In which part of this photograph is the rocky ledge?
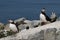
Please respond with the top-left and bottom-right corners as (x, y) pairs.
(0, 21), (60, 40)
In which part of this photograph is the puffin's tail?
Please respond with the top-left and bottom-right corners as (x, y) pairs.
(50, 12), (57, 23)
(50, 17), (57, 23)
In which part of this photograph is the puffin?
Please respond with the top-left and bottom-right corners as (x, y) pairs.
(8, 20), (19, 32)
(50, 12), (57, 22)
(40, 8), (51, 25)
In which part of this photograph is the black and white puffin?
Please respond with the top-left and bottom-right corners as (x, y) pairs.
(40, 8), (51, 25)
(50, 12), (57, 22)
(8, 20), (19, 32)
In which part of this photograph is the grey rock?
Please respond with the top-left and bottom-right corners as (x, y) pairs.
(57, 17), (60, 21)
(4, 24), (10, 31)
(0, 21), (60, 40)
(14, 17), (26, 23)
(0, 23), (4, 30)
(56, 31), (60, 40)
(44, 28), (57, 40)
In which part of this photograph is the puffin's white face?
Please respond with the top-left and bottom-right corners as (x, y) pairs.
(8, 20), (13, 23)
(41, 9), (45, 12)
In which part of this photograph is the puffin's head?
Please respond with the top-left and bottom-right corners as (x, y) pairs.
(41, 8), (45, 12)
(8, 20), (14, 23)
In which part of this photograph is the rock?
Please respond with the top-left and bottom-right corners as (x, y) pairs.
(56, 31), (60, 40)
(0, 21), (60, 40)
(32, 20), (41, 27)
(0, 23), (4, 30)
(14, 17), (26, 23)
(0, 23), (4, 26)
(18, 24), (26, 31)
(57, 17), (60, 21)
(24, 20), (33, 28)
(44, 28), (57, 40)
(4, 24), (10, 31)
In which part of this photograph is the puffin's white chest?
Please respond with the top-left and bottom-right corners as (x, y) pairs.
(40, 13), (47, 22)
(9, 23), (18, 32)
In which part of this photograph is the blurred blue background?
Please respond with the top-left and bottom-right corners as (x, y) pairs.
(0, 0), (60, 23)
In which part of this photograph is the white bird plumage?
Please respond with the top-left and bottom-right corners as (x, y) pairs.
(9, 23), (18, 32)
(40, 13), (47, 22)
(8, 20), (18, 32)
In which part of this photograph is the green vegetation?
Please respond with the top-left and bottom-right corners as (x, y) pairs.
(0, 24), (17, 38)
(0, 30), (17, 38)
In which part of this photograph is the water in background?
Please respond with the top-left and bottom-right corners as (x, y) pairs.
(0, 0), (60, 23)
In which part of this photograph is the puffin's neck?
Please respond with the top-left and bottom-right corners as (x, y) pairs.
(41, 12), (46, 15)
(41, 11), (45, 14)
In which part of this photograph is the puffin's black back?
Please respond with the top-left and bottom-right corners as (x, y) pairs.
(41, 12), (51, 22)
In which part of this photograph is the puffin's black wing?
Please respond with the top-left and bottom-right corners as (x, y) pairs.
(42, 12), (51, 21)
(15, 22), (20, 32)
(45, 14), (51, 21)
